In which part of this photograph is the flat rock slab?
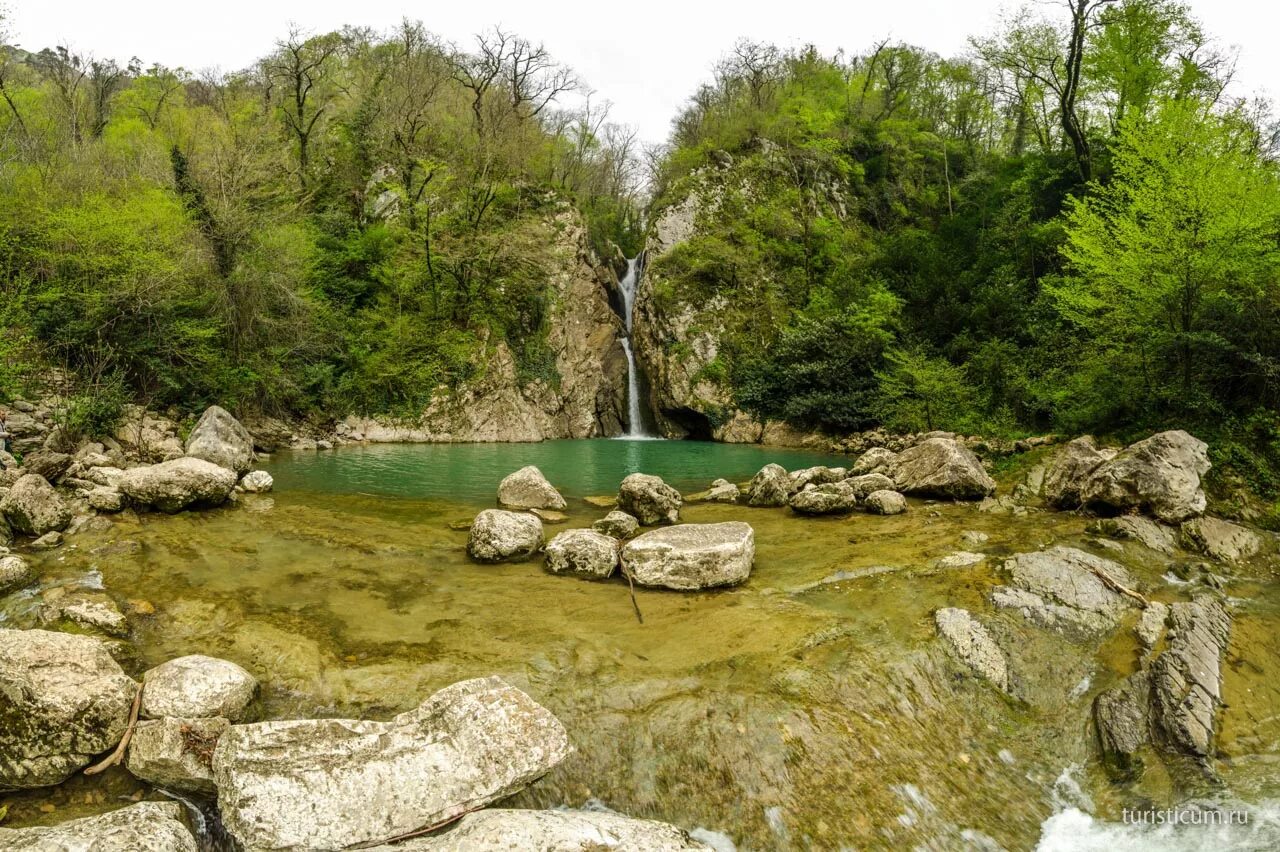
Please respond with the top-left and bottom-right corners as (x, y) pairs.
(211, 676), (571, 851)
(1152, 598), (1231, 757)
(935, 607), (1010, 693)
(1180, 516), (1262, 563)
(621, 522), (755, 590)
(0, 801), (197, 851)
(991, 546), (1139, 635)
(365, 808), (713, 851)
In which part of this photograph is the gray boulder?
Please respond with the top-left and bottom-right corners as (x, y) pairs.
(184, 405), (256, 475)
(240, 470), (274, 493)
(1, 474), (71, 535)
(211, 676), (572, 851)
(87, 485), (125, 512)
(845, 472), (896, 501)
(617, 473), (682, 525)
(497, 465), (566, 510)
(544, 529), (619, 579)
(1090, 516), (1177, 555)
(694, 478), (740, 503)
(789, 481), (858, 515)
(0, 801), (197, 851)
(593, 510), (640, 540)
(1151, 598), (1230, 757)
(39, 591), (128, 636)
(1042, 436), (1111, 508)
(851, 447), (897, 476)
(788, 465), (847, 493)
(935, 608), (1010, 693)
(467, 509), (544, 562)
(1179, 516), (1262, 563)
(1093, 671), (1153, 781)
(117, 457), (237, 513)
(0, 554), (32, 594)
(19, 451), (71, 483)
(364, 808), (713, 851)
(1080, 430), (1209, 523)
(0, 629), (137, 789)
(126, 716), (229, 794)
(864, 489), (907, 515)
(141, 654), (258, 721)
(991, 546), (1139, 635)
(746, 463), (791, 507)
(621, 522), (754, 590)
(889, 437), (995, 499)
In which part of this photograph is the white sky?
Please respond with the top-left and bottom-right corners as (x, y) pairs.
(6, 0), (1278, 145)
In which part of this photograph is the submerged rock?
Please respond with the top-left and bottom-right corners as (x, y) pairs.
(184, 405), (256, 475)
(117, 457), (237, 513)
(991, 546), (1139, 635)
(240, 470), (274, 493)
(126, 716), (229, 794)
(621, 522), (755, 590)
(0, 801), (197, 851)
(889, 438), (995, 500)
(593, 510), (640, 540)
(365, 808), (713, 851)
(544, 528), (619, 579)
(466, 509), (544, 562)
(1179, 516), (1262, 563)
(1042, 436), (1111, 508)
(141, 654), (258, 721)
(746, 463), (791, 507)
(0, 474), (71, 536)
(0, 629), (137, 789)
(0, 554), (33, 594)
(1151, 598), (1231, 757)
(933, 552), (986, 570)
(789, 481), (858, 515)
(498, 465), (567, 511)
(934, 607), (1010, 693)
(864, 489), (907, 515)
(211, 676), (572, 851)
(39, 591), (129, 636)
(1093, 670), (1153, 781)
(617, 473), (682, 525)
(1080, 430), (1209, 523)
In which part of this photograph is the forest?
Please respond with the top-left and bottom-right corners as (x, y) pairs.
(0, 0), (1278, 501)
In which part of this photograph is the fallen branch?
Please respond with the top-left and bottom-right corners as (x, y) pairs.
(1089, 566), (1149, 608)
(622, 566), (644, 625)
(85, 681), (143, 776)
(348, 806), (481, 848)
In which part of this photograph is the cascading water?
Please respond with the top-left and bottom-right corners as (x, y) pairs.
(618, 257), (656, 439)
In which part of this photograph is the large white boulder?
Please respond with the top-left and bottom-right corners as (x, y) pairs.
(544, 528), (619, 579)
(617, 473), (682, 525)
(497, 465), (567, 510)
(141, 654), (258, 721)
(117, 457), (237, 513)
(889, 437), (995, 500)
(0, 474), (71, 536)
(1079, 430), (1209, 523)
(467, 509), (544, 562)
(211, 676), (572, 851)
(0, 802), (197, 851)
(621, 522), (755, 590)
(184, 405), (256, 475)
(240, 470), (274, 493)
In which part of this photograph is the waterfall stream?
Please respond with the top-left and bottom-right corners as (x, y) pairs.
(618, 257), (656, 438)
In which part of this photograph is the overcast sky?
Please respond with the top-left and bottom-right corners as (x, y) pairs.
(6, 0), (1278, 145)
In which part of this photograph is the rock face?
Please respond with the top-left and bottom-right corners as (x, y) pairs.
(934, 608), (1010, 693)
(617, 473), (682, 525)
(184, 405), (256, 475)
(367, 808), (713, 851)
(864, 490), (907, 515)
(0, 629), (137, 789)
(126, 716), (230, 794)
(141, 655), (258, 721)
(467, 510), (544, 563)
(1042, 436), (1112, 508)
(211, 676), (572, 851)
(1179, 516), (1262, 563)
(87, 485), (125, 512)
(991, 547), (1139, 635)
(889, 438), (995, 500)
(240, 470), (274, 493)
(0, 554), (32, 594)
(621, 522), (755, 590)
(789, 481), (858, 515)
(1079, 430), (1209, 523)
(0, 474), (71, 535)
(593, 510), (640, 540)
(746, 463), (791, 507)
(544, 529), (619, 579)
(497, 465), (567, 510)
(0, 801), (197, 851)
(1151, 598), (1231, 757)
(117, 457), (237, 513)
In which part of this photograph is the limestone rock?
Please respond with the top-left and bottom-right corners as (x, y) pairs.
(788, 465), (847, 493)
(211, 676), (572, 851)
(746, 463), (791, 507)
(0, 801), (197, 851)
(0, 554), (32, 594)
(30, 530), (62, 549)
(1179, 516), (1262, 563)
(889, 438), (995, 500)
(935, 608), (1010, 693)
(19, 450), (71, 483)
(39, 591), (128, 636)
(1090, 516), (1177, 555)
(617, 473), (682, 525)
(991, 547), (1139, 635)
(621, 522), (754, 590)
(141, 655), (258, 721)
(1080, 430), (1209, 523)
(864, 490), (907, 515)
(1, 474), (71, 535)
(365, 808), (712, 851)
(851, 447), (897, 476)
(117, 457), (237, 513)
(845, 472), (896, 501)
(240, 470), (274, 493)
(1151, 598), (1231, 757)
(702, 478), (740, 503)
(593, 510), (640, 540)
(126, 716), (230, 794)
(1093, 671), (1152, 781)
(184, 405), (256, 475)
(467, 509), (544, 562)
(1042, 436), (1110, 508)
(1135, 601), (1169, 649)
(933, 551), (986, 570)
(0, 629), (137, 789)
(498, 465), (567, 510)
(87, 486), (125, 512)
(544, 529), (619, 579)
(789, 481), (858, 515)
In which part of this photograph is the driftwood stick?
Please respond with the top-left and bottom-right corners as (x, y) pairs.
(1089, 565), (1149, 608)
(348, 806), (480, 848)
(623, 566), (645, 625)
(85, 681), (143, 776)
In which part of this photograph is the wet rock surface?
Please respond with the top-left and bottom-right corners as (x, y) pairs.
(991, 546), (1139, 635)
(545, 528), (620, 579)
(934, 607), (1010, 693)
(1151, 598), (1231, 757)
(1179, 516), (1263, 563)
(366, 808), (713, 851)
(117, 457), (237, 513)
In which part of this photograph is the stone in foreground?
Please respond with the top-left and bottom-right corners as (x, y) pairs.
(117, 457), (238, 513)
(935, 608), (1010, 693)
(364, 808), (713, 851)
(0, 801), (197, 851)
(0, 554), (32, 594)
(889, 437), (995, 500)
(544, 528), (619, 579)
(593, 510), (640, 539)
(746, 463), (791, 507)
(1093, 670), (1152, 781)
(126, 716), (230, 794)
(0, 474), (71, 536)
(141, 654), (258, 721)
(184, 405), (257, 475)
(0, 629), (137, 790)
(467, 509), (544, 562)
(1079, 430), (1209, 523)
(617, 472), (682, 525)
(498, 465), (567, 510)
(211, 676), (572, 851)
(1151, 598), (1230, 757)
(864, 489), (907, 515)
(621, 522), (755, 590)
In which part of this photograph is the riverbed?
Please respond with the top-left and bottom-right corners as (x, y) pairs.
(2, 439), (1278, 849)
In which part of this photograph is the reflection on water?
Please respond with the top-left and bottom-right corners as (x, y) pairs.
(2, 444), (1277, 850)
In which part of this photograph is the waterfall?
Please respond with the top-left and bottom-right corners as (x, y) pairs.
(618, 257), (655, 439)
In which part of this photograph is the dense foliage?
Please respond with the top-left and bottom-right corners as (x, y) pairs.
(645, 0), (1280, 498)
(0, 21), (643, 417)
